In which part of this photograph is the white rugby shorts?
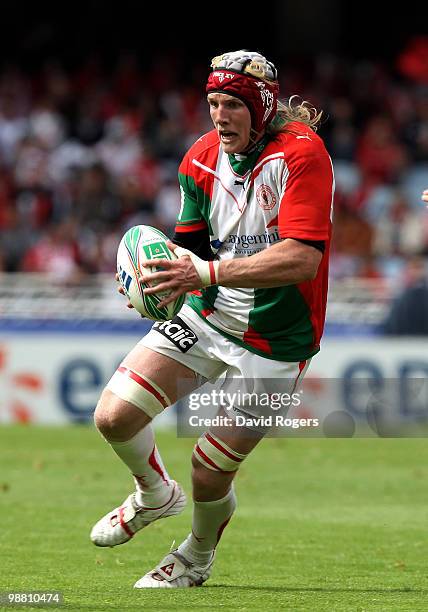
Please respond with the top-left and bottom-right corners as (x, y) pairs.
(140, 304), (310, 420)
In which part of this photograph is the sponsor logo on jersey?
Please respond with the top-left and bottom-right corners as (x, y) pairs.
(210, 238), (223, 250)
(227, 228), (281, 249)
(256, 184), (277, 210)
(152, 316), (198, 353)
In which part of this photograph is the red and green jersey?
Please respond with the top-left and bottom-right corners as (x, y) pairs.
(175, 121), (334, 362)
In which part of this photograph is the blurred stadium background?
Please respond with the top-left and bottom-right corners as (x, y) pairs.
(0, 2), (426, 425)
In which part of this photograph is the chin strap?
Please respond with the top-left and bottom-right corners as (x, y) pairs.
(242, 128), (265, 152)
(174, 246), (220, 287)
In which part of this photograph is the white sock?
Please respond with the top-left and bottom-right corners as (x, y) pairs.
(109, 425), (172, 508)
(177, 486), (237, 566)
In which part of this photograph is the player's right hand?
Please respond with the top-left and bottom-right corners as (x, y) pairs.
(115, 272), (134, 309)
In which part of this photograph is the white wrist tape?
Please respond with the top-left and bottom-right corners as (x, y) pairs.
(174, 246), (219, 287)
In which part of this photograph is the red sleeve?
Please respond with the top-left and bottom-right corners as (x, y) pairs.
(278, 151), (334, 241)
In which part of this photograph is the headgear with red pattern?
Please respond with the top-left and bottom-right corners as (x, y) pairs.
(206, 50), (280, 136)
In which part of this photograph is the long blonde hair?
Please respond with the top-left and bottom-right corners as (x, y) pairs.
(267, 95), (323, 135)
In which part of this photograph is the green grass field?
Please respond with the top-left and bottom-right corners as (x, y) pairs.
(1, 425), (427, 611)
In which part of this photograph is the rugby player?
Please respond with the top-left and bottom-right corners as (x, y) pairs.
(90, 50), (334, 588)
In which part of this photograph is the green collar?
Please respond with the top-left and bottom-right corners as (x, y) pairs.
(228, 135), (270, 177)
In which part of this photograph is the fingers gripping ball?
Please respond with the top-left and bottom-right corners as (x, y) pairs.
(117, 225), (185, 321)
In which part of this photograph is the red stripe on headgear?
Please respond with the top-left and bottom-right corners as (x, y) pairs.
(206, 70), (279, 134)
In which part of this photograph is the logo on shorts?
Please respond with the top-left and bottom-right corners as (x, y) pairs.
(256, 185), (276, 210)
(152, 316), (198, 353)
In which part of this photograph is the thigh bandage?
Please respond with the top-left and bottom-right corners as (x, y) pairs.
(106, 365), (171, 418)
(193, 432), (247, 472)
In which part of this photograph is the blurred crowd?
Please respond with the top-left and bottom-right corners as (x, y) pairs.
(0, 42), (427, 285)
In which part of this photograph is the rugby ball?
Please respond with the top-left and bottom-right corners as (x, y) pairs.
(117, 225), (186, 321)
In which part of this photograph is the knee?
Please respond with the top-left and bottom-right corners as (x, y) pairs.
(94, 389), (138, 440)
(191, 455), (234, 499)
(191, 458), (215, 496)
(191, 455), (211, 490)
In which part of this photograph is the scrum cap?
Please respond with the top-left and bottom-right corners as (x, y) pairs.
(206, 50), (280, 134)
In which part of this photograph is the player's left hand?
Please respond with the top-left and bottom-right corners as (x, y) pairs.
(140, 241), (212, 308)
(422, 189), (428, 204)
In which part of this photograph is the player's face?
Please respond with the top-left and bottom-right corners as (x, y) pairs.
(208, 93), (252, 153)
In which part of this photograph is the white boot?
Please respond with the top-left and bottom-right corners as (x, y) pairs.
(134, 550), (215, 588)
(90, 481), (186, 547)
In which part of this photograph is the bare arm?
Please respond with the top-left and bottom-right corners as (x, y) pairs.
(217, 238), (322, 288)
(141, 238), (322, 307)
